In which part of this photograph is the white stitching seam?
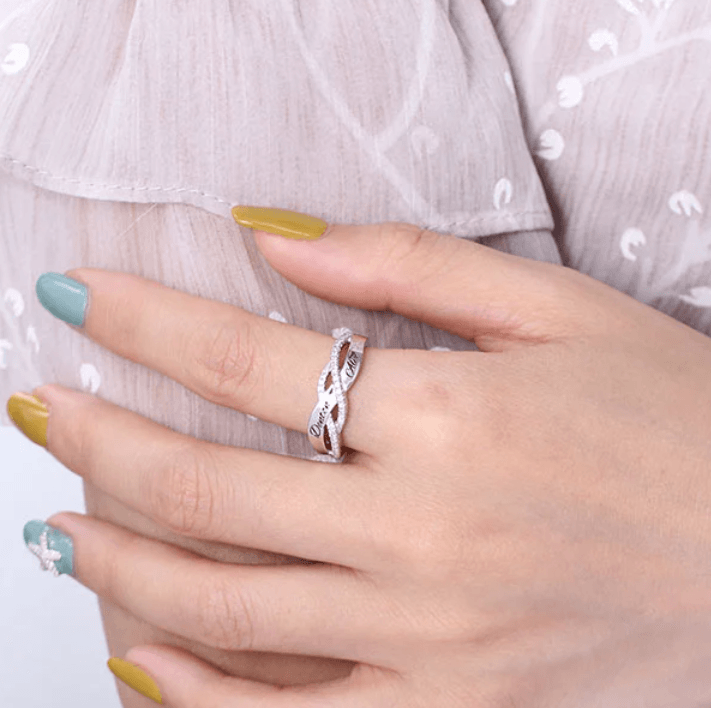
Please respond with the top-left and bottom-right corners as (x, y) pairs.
(0, 154), (231, 204)
(0, 153), (552, 229)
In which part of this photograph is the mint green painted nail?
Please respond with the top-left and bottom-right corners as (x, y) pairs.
(36, 273), (88, 327)
(23, 520), (74, 577)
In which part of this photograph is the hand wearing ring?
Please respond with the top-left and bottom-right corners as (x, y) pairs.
(10, 207), (711, 707)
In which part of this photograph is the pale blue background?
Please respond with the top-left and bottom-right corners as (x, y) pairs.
(0, 425), (123, 708)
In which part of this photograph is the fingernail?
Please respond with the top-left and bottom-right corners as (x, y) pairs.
(108, 658), (163, 704)
(23, 520), (74, 577)
(36, 272), (88, 327)
(232, 205), (328, 240)
(7, 392), (48, 447)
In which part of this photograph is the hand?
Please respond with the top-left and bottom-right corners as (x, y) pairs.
(17, 213), (711, 707)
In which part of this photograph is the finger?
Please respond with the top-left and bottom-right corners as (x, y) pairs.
(43, 512), (385, 663)
(112, 645), (401, 708)
(39, 265), (401, 458)
(237, 208), (629, 349)
(28, 387), (387, 570)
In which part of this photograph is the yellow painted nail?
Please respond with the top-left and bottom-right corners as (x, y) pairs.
(7, 392), (48, 448)
(232, 205), (328, 240)
(108, 658), (163, 705)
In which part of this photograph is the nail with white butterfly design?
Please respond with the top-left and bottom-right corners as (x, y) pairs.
(23, 521), (74, 578)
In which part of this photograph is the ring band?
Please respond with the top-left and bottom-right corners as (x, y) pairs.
(307, 327), (368, 460)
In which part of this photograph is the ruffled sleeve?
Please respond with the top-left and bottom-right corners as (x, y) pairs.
(0, 0), (555, 241)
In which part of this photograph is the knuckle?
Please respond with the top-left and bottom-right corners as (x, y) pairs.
(188, 316), (263, 407)
(381, 223), (433, 271)
(149, 443), (218, 537)
(193, 573), (257, 651)
(399, 354), (475, 452)
(371, 224), (435, 304)
(60, 394), (105, 479)
(380, 358), (479, 575)
(385, 223), (447, 272)
(98, 531), (127, 602)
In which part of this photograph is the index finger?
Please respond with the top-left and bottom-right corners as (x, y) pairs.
(36, 268), (398, 458)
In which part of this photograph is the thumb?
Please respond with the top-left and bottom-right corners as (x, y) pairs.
(233, 206), (600, 350)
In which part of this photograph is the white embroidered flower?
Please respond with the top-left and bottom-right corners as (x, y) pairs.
(0, 339), (13, 370)
(679, 287), (711, 308)
(0, 287), (41, 380)
(620, 228), (646, 262)
(1, 42), (30, 75)
(669, 190), (703, 217)
(27, 531), (63, 577)
(26, 326), (39, 354)
(557, 76), (584, 108)
(493, 178), (513, 211)
(536, 129), (565, 161)
(80, 363), (102, 394)
(588, 29), (619, 57)
(4, 288), (24, 317)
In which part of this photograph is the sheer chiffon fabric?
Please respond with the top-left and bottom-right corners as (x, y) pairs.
(0, 0), (559, 440)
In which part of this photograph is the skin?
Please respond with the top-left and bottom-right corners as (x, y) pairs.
(84, 484), (357, 694)
(66, 231), (548, 706)
(29, 220), (711, 707)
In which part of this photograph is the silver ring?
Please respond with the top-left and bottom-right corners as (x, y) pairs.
(307, 327), (368, 460)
